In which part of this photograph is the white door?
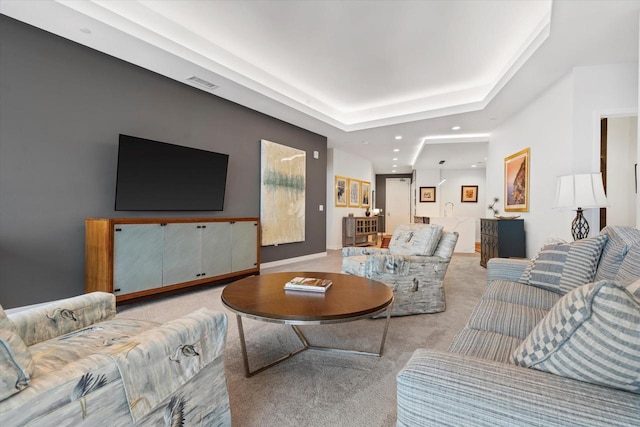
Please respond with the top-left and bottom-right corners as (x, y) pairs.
(385, 178), (411, 234)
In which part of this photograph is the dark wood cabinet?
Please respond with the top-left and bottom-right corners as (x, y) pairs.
(480, 218), (525, 268)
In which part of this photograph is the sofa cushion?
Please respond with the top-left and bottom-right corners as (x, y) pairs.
(594, 226), (640, 282)
(28, 318), (158, 378)
(0, 306), (34, 401)
(448, 328), (523, 363)
(512, 279), (640, 394)
(615, 243), (640, 286)
(466, 300), (549, 340)
(341, 255), (367, 276)
(519, 234), (607, 295)
(483, 280), (561, 311)
(389, 224), (443, 256)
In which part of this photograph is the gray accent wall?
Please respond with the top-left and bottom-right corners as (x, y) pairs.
(0, 16), (327, 308)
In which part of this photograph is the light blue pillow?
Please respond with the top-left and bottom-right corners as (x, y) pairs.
(519, 234), (607, 295)
(512, 279), (640, 394)
(389, 224), (443, 256)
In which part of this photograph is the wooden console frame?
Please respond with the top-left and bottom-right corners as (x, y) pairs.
(86, 217), (261, 303)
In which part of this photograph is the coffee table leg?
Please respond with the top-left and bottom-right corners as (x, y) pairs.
(236, 314), (308, 378)
(290, 299), (394, 358)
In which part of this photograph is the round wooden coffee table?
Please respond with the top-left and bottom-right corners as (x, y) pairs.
(221, 272), (394, 377)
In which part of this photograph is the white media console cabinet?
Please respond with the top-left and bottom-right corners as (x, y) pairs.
(85, 217), (260, 303)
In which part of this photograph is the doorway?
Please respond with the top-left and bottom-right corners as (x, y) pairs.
(601, 116), (637, 228)
(385, 178), (411, 234)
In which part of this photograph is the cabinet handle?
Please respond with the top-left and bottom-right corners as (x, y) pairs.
(115, 228), (122, 232)
(114, 288), (121, 292)
(202, 225), (206, 229)
(196, 273), (201, 277)
(202, 272), (206, 276)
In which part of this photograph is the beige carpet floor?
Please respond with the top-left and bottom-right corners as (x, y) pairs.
(116, 250), (487, 427)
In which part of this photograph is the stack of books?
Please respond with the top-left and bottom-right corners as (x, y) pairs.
(284, 277), (333, 293)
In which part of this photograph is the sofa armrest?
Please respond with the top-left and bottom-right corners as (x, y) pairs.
(8, 292), (116, 346)
(486, 258), (530, 284)
(397, 349), (640, 427)
(342, 247), (390, 257)
(108, 308), (227, 422)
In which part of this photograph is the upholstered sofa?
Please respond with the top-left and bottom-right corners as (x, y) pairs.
(0, 292), (231, 426)
(342, 224), (458, 316)
(397, 225), (640, 426)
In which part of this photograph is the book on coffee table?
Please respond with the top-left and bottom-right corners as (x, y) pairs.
(284, 277), (332, 293)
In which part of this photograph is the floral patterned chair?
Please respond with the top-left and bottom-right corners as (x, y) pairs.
(0, 292), (230, 425)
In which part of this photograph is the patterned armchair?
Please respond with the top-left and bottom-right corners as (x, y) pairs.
(0, 292), (230, 425)
(342, 224), (458, 316)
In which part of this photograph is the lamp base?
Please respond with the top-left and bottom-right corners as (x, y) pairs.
(571, 208), (589, 240)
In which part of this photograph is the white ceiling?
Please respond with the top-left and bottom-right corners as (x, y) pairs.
(1, 0), (639, 173)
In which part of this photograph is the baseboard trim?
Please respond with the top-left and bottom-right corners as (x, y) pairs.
(261, 251), (328, 269)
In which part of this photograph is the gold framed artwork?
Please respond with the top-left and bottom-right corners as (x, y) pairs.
(348, 179), (361, 207)
(419, 186), (436, 203)
(504, 147), (530, 212)
(335, 175), (348, 207)
(461, 185), (478, 203)
(361, 181), (371, 207)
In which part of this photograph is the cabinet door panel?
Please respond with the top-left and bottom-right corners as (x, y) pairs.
(163, 223), (201, 286)
(113, 224), (163, 295)
(200, 222), (232, 278)
(231, 221), (258, 272)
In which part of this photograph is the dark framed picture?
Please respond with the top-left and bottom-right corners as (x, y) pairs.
(419, 186), (436, 203)
(461, 185), (478, 203)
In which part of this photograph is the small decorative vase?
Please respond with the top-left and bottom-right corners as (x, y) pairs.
(365, 208), (371, 217)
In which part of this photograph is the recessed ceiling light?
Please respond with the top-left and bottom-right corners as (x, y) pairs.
(451, 126), (461, 130)
(393, 165), (398, 168)
(362, 141), (368, 144)
(393, 149), (400, 152)
(80, 28), (92, 34)
(471, 164), (477, 168)
(392, 170), (397, 173)
(393, 158), (398, 161)
(395, 136), (402, 140)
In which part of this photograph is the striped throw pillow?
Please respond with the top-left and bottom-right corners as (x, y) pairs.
(521, 235), (607, 295)
(594, 226), (640, 281)
(512, 279), (640, 394)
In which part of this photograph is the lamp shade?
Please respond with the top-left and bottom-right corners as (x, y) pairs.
(553, 173), (609, 209)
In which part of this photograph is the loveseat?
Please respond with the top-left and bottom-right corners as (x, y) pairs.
(0, 292), (231, 426)
(397, 225), (640, 426)
(342, 224), (458, 316)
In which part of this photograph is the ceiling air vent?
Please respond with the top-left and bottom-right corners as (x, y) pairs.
(186, 76), (218, 90)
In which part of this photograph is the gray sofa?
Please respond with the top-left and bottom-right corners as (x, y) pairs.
(0, 292), (231, 426)
(342, 224), (458, 316)
(397, 225), (640, 426)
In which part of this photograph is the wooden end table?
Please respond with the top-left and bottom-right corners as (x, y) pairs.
(221, 272), (394, 377)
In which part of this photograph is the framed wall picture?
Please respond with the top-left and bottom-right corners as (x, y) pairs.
(461, 185), (478, 203)
(335, 175), (348, 207)
(348, 179), (361, 207)
(504, 147), (530, 212)
(361, 181), (371, 207)
(419, 186), (436, 203)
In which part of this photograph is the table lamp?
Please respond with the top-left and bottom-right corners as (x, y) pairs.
(553, 173), (609, 240)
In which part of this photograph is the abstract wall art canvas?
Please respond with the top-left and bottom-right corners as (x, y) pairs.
(260, 139), (306, 246)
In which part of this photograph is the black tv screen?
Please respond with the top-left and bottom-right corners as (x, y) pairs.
(115, 135), (229, 211)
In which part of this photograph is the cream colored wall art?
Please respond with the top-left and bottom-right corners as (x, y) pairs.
(260, 139), (306, 246)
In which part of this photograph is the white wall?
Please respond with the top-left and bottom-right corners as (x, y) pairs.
(414, 168), (486, 240)
(327, 148), (375, 249)
(488, 63), (638, 257)
(607, 116), (638, 227)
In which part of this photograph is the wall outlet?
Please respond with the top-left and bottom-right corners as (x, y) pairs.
(319, 204), (324, 211)
(313, 151), (319, 159)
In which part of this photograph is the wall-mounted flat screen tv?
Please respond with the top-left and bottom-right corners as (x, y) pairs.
(115, 134), (229, 211)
